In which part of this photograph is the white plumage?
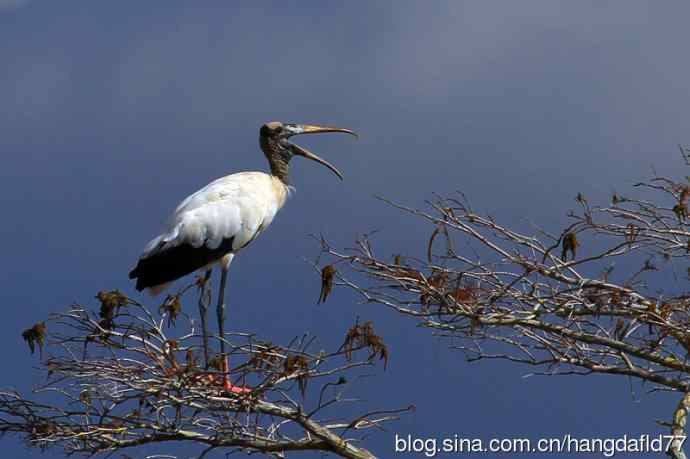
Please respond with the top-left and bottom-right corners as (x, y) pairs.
(131, 171), (290, 294)
(145, 173), (287, 263)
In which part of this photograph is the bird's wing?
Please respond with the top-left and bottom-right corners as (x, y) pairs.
(141, 172), (276, 258)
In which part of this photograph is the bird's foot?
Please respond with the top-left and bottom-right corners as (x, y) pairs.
(222, 356), (251, 394)
(224, 381), (252, 394)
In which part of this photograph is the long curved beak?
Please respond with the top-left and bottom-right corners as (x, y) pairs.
(287, 124), (357, 181)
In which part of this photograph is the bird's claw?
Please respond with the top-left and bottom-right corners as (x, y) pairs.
(221, 356), (252, 394)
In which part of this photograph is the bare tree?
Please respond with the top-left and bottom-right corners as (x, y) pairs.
(317, 149), (690, 458)
(1, 285), (402, 458)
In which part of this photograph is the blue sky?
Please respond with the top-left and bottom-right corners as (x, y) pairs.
(2, 1), (690, 458)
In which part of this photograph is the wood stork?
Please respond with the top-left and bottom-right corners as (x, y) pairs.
(128, 121), (356, 390)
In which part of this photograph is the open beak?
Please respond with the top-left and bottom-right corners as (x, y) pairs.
(287, 124), (357, 181)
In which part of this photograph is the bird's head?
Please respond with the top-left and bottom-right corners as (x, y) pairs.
(259, 121), (357, 182)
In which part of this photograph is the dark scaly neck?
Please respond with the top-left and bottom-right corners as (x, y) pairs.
(269, 159), (290, 185)
(261, 138), (291, 185)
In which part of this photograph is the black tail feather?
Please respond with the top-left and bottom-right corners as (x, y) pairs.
(129, 238), (235, 291)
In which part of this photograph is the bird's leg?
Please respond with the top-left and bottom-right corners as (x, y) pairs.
(215, 257), (250, 394)
(216, 265), (228, 362)
(197, 269), (212, 369)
